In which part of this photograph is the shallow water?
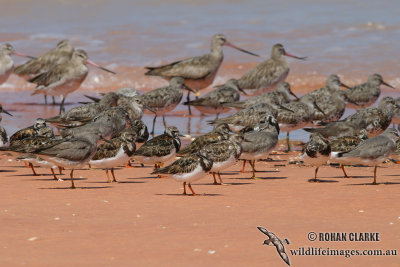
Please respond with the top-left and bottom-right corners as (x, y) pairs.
(0, 0), (399, 140)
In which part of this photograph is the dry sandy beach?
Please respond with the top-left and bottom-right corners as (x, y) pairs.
(1, 0), (400, 266)
(0, 150), (399, 266)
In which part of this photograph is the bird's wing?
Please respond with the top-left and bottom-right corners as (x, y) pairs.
(134, 135), (174, 157)
(28, 64), (69, 87)
(343, 136), (395, 159)
(34, 138), (93, 162)
(204, 142), (231, 162)
(242, 131), (277, 153)
(153, 154), (199, 174)
(91, 139), (120, 160)
(238, 60), (287, 89)
(178, 133), (219, 155)
(145, 54), (216, 80)
(141, 88), (174, 109)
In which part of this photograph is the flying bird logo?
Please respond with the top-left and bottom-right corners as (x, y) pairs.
(257, 226), (291, 266)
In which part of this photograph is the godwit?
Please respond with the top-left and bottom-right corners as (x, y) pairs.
(145, 33), (259, 114)
(238, 43), (306, 95)
(0, 43), (33, 86)
(30, 49), (116, 114)
(0, 104), (12, 147)
(344, 74), (395, 109)
(14, 40), (75, 104)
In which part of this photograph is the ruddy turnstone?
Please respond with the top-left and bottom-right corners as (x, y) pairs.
(177, 123), (230, 156)
(151, 149), (213, 195)
(329, 129), (368, 178)
(14, 40), (75, 105)
(89, 131), (136, 182)
(133, 126), (182, 169)
(30, 49), (115, 114)
(301, 133), (331, 182)
(202, 133), (243, 185)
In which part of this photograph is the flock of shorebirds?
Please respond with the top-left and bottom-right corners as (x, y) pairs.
(1, 33), (400, 195)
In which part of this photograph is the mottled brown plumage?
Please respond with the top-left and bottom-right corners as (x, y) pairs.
(14, 40), (74, 77)
(90, 131), (136, 182)
(344, 74), (395, 109)
(184, 79), (245, 115)
(30, 49), (115, 114)
(133, 126), (181, 167)
(45, 92), (119, 128)
(151, 150), (213, 195)
(177, 123), (230, 156)
(329, 129), (368, 153)
(145, 33), (258, 115)
(238, 44), (306, 95)
(209, 103), (279, 132)
(306, 97), (396, 138)
(9, 118), (53, 146)
(223, 81), (297, 110)
(141, 77), (190, 134)
(202, 133), (243, 184)
(302, 133), (331, 182)
(145, 33), (258, 91)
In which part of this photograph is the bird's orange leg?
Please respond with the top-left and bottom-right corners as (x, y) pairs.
(188, 183), (197, 196)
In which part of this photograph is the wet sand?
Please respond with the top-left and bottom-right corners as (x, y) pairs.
(0, 150), (399, 266)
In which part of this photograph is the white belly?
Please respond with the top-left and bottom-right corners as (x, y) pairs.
(164, 164), (208, 183)
(210, 153), (237, 172)
(89, 147), (130, 168)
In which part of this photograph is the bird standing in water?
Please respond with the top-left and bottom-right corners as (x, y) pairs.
(145, 33), (259, 114)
